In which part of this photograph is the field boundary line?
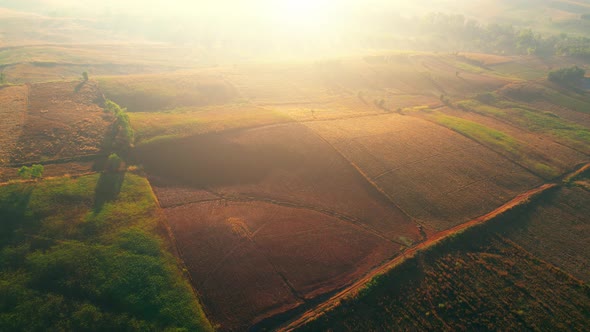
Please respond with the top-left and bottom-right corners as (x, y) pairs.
(145, 181), (217, 329)
(413, 112), (553, 180)
(302, 121), (426, 232)
(459, 99), (590, 158)
(166, 192), (406, 246)
(278, 181), (558, 331)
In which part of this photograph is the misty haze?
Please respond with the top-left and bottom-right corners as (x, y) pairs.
(0, 1), (589, 331)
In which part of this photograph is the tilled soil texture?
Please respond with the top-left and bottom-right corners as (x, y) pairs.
(306, 114), (543, 231)
(166, 200), (401, 331)
(0, 85), (27, 165)
(500, 186), (590, 282)
(296, 235), (590, 331)
(137, 122), (421, 330)
(11, 81), (113, 164)
(421, 108), (588, 179)
(137, 122), (419, 242)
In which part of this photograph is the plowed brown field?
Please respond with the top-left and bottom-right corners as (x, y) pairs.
(306, 114), (543, 230)
(137, 122), (421, 330)
(166, 200), (401, 330)
(500, 186), (590, 282)
(11, 80), (112, 164)
(137, 122), (419, 242)
(0, 85), (27, 165)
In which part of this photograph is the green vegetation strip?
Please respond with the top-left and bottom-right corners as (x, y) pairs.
(457, 99), (590, 154)
(0, 173), (212, 331)
(431, 113), (559, 178)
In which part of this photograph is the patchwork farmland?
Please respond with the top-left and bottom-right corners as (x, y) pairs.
(305, 114), (542, 231)
(0, 50), (589, 331)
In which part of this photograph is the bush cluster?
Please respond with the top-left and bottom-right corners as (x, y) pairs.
(548, 66), (586, 85)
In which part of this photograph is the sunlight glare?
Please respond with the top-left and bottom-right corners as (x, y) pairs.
(272, 0), (339, 29)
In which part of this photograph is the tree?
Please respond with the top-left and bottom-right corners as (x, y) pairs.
(105, 153), (123, 172)
(18, 164), (44, 180)
(548, 66), (586, 85)
(82, 71), (89, 81)
(0, 72), (6, 85)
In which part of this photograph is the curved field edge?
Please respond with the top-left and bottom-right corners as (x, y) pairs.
(0, 173), (213, 331)
(280, 180), (562, 331)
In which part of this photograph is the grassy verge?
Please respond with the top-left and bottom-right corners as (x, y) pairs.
(130, 105), (292, 147)
(457, 99), (590, 154)
(543, 88), (590, 114)
(431, 113), (559, 178)
(0, 173), (213, 331)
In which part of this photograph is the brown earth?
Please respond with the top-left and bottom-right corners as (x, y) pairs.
(136, 122), (419, 242)
(138, 122), (423, 329)
(165, 200), (401, 331)
(295, 234), (590, 331)
(281, 182), (556, 331)
(500, 186), (590, 282)
(10, 80), (113, 164)
(306, 114), (543, 231)
(425, 107), (588, 177)
(0, 85), (27, 165)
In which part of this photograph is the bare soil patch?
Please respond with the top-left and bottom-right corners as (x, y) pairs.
(0, 85), (27, 165)
(136, 122), (419, 242)
(11, 80), (113, 164)
(166, 200), (400, 330)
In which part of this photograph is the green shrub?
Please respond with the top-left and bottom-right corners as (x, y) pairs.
(105, 153), (123, 172)
(18, 165), (44, 180)
(548, 66), (586, 85)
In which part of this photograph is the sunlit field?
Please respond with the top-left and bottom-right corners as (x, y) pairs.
(1, 0), (589, 331)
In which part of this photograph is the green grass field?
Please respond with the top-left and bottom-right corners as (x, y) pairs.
(0, 173), (212, 331)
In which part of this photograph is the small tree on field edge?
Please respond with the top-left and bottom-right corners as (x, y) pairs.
(105, 153), (123, 172)
(548, 66), (585, 85)
(18, 164), (44, 180)
(82, 71), (89, 81)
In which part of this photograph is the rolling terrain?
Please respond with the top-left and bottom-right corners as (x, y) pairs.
(0, 46), (588, 330)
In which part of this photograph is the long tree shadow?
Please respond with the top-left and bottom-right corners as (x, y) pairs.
(0, 187), (33, 249)
(74, 80), (86, 93)
(93, 171), (125, 213)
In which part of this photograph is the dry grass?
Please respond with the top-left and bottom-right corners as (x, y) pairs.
(306, 114), (543, 231)
(129, 104), (292, 145)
